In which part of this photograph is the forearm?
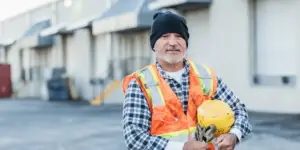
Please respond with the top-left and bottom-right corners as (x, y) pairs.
(123, 121), (169, 150)
(123, 123), (186, 150)
(231, 104), (252, 140)
(123, 122), (185, 150)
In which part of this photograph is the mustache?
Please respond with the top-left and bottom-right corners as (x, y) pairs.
(166, 48), (180, 51)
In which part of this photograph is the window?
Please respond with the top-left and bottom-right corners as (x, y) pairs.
(253, 0), (298, 86)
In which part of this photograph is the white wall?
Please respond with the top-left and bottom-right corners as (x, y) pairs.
(1, 14), (29, 40)
(30, 3), (53, 23)
(185, 9), (210, 64)
(95, 34), (111, 79)
(6, 46), (21, 82)
(65, 28), (94, 101)
(50, 36), (64, 67)
(255, 0), (298, 78)
(92, 33), (111, 98)
(186, 0), (300, 113)
(56, 0), (109, 24)
(99, 30), (153, 104)
(115, 31), (153, 77)
(0, 47), (5, 62)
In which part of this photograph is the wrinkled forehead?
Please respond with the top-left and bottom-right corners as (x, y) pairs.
(161, 33), (182, 36)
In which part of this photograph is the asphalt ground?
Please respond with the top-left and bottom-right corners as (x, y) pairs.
(0, 99), (299, 150)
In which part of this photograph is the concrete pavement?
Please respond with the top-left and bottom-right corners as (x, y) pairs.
(0, 99), (125, 150)
(0, 99), (299, 150)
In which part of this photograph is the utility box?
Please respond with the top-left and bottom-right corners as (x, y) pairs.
(0, 64), (12, 98)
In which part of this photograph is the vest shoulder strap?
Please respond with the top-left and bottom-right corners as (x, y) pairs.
(122, 64), (157, 113)
(122, 65), (151, 94)
(136, 64), (165, 107)
(188, 59), (218, 98)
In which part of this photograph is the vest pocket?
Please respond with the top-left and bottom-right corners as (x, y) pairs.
(152, 106), (178, 124)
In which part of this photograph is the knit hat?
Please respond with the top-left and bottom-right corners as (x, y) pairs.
(150, 11), (189, 50)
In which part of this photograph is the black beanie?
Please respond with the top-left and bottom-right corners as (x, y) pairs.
(150, 11), (189, 50)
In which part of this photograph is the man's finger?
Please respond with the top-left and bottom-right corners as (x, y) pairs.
(217, 141), (227, 150)
(215, 135), (224, 144)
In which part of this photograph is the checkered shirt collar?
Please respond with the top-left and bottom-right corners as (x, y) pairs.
(154, 58), (191, 79)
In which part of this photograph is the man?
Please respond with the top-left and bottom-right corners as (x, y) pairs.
(122, 10), (252, 150)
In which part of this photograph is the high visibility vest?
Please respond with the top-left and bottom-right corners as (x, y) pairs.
(122, 59), (218, 150)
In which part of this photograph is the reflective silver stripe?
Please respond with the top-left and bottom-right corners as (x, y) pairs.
(194, 63), (213, 96)
(168, 132), (192, 142)
(139, 66), (164, 106)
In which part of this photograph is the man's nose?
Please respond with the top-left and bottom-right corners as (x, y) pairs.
(167, 36), (177, 46)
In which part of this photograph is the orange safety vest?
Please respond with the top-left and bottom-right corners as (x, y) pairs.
(122, 59), (218, 150)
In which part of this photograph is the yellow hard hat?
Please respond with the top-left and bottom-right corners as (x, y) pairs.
(197, 100), (235, 137)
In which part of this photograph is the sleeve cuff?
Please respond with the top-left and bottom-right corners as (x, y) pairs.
(165, 141), (185, 150)
(229, 128), (242, 144)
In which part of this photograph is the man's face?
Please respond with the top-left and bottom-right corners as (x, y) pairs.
(153, 33), (187, 64)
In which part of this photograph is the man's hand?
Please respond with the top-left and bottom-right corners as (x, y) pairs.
(215, 134), (237, 150)
(183, 139), (209, 150)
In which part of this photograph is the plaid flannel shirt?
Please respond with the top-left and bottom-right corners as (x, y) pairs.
(122, 59), (252, 150)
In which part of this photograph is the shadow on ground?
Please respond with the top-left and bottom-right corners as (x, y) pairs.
(0, 98), (299, 150)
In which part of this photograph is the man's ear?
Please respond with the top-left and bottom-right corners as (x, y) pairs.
(152, 46), (156, 51)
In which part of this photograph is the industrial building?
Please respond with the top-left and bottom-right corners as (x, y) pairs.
(0, 0), (299, 113)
